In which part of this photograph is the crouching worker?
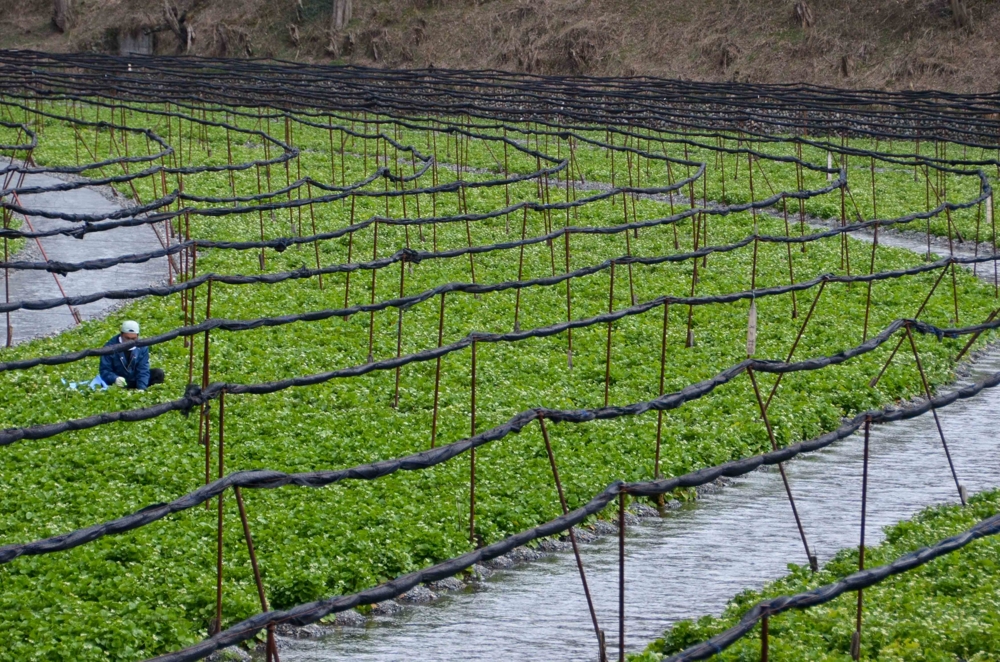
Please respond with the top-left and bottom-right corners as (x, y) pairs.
(98, 320), (164, 390)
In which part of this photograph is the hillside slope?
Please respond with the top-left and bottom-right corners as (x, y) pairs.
(1, 0), (999, 93)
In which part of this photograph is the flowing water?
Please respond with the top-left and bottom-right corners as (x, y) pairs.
(282, 230), (1000, 662)
(1, 158), (167, 345)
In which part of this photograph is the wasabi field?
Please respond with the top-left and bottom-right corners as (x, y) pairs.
(1, 52), (1000, 661)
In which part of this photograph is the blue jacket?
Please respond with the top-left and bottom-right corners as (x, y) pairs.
(99, 334), (150, 390)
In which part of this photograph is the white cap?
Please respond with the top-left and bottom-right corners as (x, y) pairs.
(121, 320), (140, 335)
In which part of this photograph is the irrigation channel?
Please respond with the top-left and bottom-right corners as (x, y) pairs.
(0, 157), (168, 345)
(278, 222), (1000, 662)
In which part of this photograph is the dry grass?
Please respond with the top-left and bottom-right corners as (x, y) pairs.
(2, 0), (999, 92)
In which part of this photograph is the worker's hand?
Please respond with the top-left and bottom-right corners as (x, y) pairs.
(114, 376), (127, 388)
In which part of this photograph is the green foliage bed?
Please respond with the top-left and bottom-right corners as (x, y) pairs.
(0, 100), (997, 660)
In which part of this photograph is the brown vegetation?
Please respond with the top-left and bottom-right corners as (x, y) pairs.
(1, 0), (999, 92)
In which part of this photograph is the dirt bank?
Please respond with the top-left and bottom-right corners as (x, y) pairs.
(2, 0), (999, 93)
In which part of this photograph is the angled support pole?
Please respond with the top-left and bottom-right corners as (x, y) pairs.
(538, 415), (608, 662)
(748, 367), (818, 571)
(904, 325), (966, 506)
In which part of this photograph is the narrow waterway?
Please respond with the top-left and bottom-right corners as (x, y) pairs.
(281, 230), (1000, 662)
(1, 158), (168, 345)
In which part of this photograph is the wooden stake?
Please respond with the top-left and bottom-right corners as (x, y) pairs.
(654, 302), (669, 494)
(469, 338), (477, 546)
(618, 490), (626, 662)
(539, 415), (608, 662)
(748, 367), (818, 571)
(430, 293), (446, 448)
(393, 259), (406, 408)
(214, 390), (226, 635)
(513, 208), (528, 332)
(604, 262), (616, 406)
(367, 220), (379, 364)
(851, 417), (871, 661)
